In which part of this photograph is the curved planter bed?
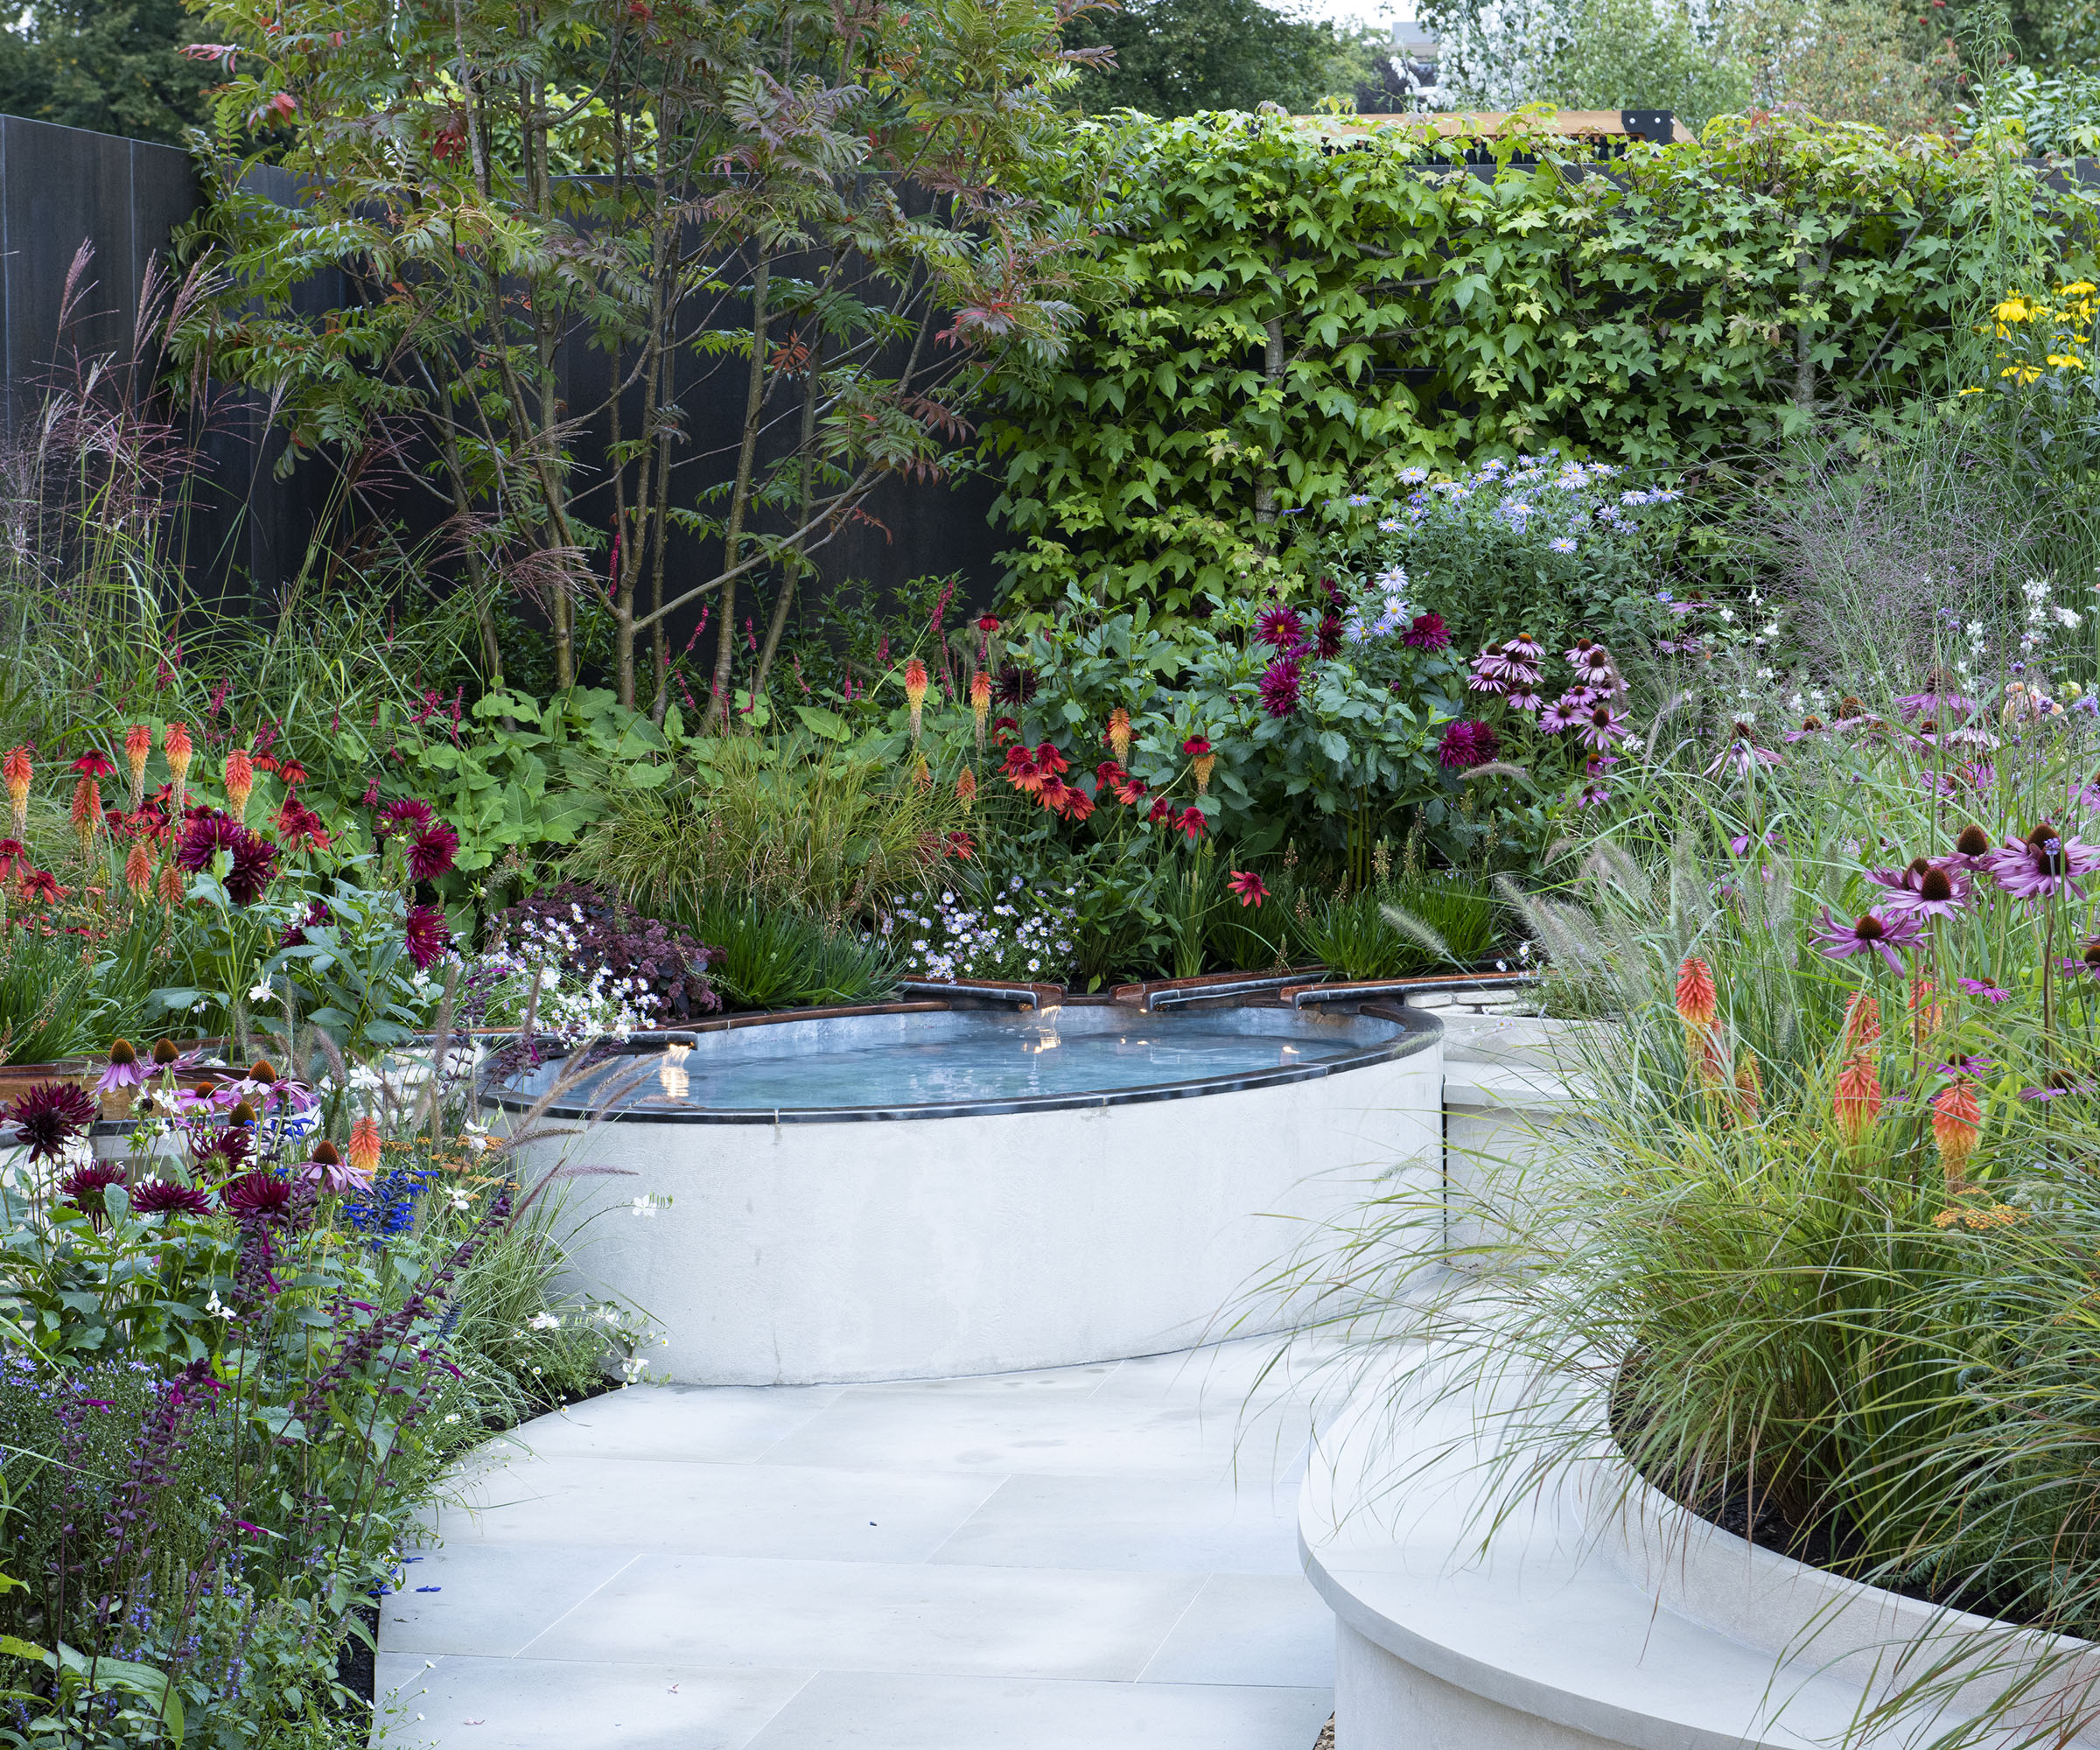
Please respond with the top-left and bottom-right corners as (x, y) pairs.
(1300, 1341), (2100, 1748)
(485, 1000), (1443, 1385)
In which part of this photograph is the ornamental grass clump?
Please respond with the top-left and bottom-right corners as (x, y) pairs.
(1267, 662), (2100, 1746)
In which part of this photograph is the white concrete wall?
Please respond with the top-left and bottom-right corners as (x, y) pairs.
(509, 1043), (1442, 1384)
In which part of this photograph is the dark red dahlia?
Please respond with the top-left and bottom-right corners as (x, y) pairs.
(131, 1179), (214, 1217)
(375, 797), (434, 840)
(1438, 718), (1500, 770)
(1316, 612), (1343, 659)
(176, 811), (279, 905)
(408, 820), (460, 881)
(1404, 612), (1452, 651)
(1257, 654), (1304, 719)
(1254, 606), (1306, 649)
(60, 1160), (127, 1222)
(192, 1124), (253, 1172)
(404, 902), (452, 970)
(220, 1170), (292, 1223)
(4, 1082), (95, 1161)
(991, 663), (1038, 706)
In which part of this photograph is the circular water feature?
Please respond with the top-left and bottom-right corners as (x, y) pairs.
(488, 1003), (1441, 1383)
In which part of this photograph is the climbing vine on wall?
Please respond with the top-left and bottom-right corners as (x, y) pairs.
(985, 109), (2097, 620)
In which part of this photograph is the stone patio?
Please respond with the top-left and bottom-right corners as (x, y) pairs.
(376, 1337), (1337, 1748)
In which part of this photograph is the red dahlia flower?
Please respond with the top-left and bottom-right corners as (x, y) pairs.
(4, 1081), (95, 1160)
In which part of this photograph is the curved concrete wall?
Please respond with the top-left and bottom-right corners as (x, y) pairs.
(494, 1011), (1443, 1384)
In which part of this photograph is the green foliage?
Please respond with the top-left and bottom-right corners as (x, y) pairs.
(0, 0), (211, 145)
(676, 892), (904, 1010)
(1532, 0), (1752, 129)
(1061, 0), (1375, 116)
(1300, 872), (1497, 976)
(987, 111), (2091, 622)
(0, 926), (111, 1066)
(1964, 62), (2100, 156)
(566, 735), (960, 924)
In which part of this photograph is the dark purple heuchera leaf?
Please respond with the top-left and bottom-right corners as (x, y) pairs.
(4, 1081), (95, 1160)
(486, 881), (722, 1022)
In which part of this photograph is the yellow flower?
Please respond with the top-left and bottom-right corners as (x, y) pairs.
(2062, 280), (2096, 296)
(2049, 354), (2087, 370)
(1995, 297), (2033, 323)
(2002, 364), (2043, 383)
(1957, 386), (1985, 396)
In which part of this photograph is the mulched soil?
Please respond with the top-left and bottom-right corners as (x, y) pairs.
(1312, 1713), (1335, 1749)
(335, 1372), (623, 1709)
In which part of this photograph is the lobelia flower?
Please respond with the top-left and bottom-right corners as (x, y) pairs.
(3, 1081), (95, 1160)
(409, 820), (459, 881)
(1438, 719), (1500, 769)
(904, 658), (929, 743)
(1228, 870), (1269, 907)
(969, 671), (992, 746)
(1931, 1081), (1982, 1189)
(130, 1179), (213, 1217)
(1834, 1051), (1884, 1144)
(1981, 822), (2100, 900)
(122, 724), (150, 809)
(95, 1039), (147, 1096)
(404, 902), (452, 970)
(222, 749), (253, 822)
(1704, 723), (1782, 778)
(2, 746), (29, 838)
(1811, 907), (1923, 973)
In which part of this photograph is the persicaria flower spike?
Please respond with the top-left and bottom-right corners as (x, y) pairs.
(1932, 1080), (1982, 1189)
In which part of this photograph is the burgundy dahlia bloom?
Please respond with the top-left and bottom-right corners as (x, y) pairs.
(1402, 612), (1450, 651)
(1316, 612), (1343, 659)
(1257, 654), (1305, 718)
(220, 1169), (293, 1224)
(60, 1160), (127, 1223)
(1254, 606), (1305, 649)
(4, 1082), (95, 1161)
(1438, 719), (1500, 769)
(408, 820), (460, 882)
(404, 902), (452, 970)
(131, 1179), (214, 1217)
(281, 897), (330, 948)
(374, 797), (435, 840)
(176, 810), (279, 905)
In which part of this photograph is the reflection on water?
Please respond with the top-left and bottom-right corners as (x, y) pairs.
(566, 1022), (1365, 1112)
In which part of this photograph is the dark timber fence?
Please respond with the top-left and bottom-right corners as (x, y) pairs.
(0, 112), (1007, 624)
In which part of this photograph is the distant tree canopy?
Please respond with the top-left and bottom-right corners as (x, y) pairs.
(1062, 0), (1386, 116)
(0, 0), (211, 145)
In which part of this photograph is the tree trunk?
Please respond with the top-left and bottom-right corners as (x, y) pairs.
(709, 251), (772, 729)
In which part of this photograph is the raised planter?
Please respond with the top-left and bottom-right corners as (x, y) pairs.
(486, 1001), (1445, 1386)
(1300, 1334), (2100, 1748)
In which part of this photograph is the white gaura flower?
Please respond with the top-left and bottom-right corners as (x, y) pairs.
(528, 1312), (562, 1331)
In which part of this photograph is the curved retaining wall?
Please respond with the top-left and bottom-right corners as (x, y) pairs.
(489, 1006), (1443, 1385)
(1300, 1345), (2100, 1748)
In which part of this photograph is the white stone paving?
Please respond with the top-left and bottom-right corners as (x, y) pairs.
(376, 1338), (1336, 1749)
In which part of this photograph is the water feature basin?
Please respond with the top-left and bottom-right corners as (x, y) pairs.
(486, 1003), (1442, 1383)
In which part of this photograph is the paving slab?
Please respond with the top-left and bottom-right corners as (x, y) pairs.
(380, 1336), (1334, 1749)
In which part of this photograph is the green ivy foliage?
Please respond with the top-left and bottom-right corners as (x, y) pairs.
(987, 108), (2098, 621)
